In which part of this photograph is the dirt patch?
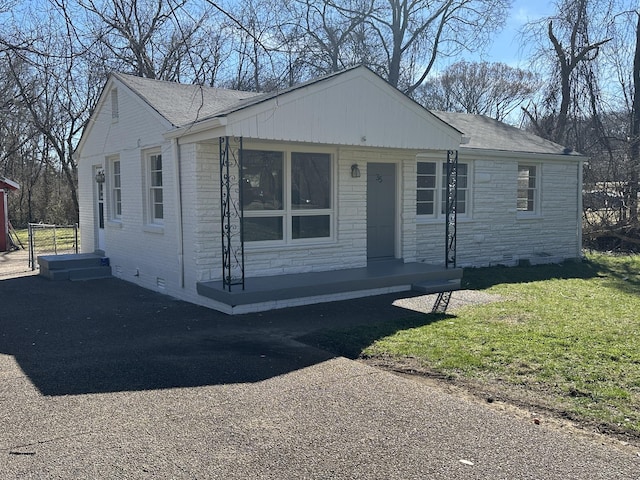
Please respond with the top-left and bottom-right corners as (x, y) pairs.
(392, 289), (506, 314)
(0, 249), (37, 279)
(362, 355), (640, 453)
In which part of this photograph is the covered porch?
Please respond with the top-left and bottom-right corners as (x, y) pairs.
(197, 259), (462, 314)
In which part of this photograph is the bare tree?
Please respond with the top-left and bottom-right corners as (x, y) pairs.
(523, 0), (640, 248)
(363, 0), (511, 94)
(416, 60), (539, 122)
(523, 0), (611, 145)
(285, 0), (375, 76)
(2, 1), (104, 222)
(75, 0), (210, 80)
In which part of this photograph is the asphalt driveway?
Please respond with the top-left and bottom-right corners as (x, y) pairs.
(1, 274), (639, 479)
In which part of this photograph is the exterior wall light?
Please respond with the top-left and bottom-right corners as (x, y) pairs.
(95, 170), (106, 183)
(351, 164), (361, 178)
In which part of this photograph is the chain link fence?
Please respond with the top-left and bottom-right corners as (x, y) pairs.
(28, 223), (79, 270)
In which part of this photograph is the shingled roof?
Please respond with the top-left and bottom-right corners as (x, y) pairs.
(432, 111), (581, 157)
(112, 68), (362, 129)
(112, 73), (261, 128)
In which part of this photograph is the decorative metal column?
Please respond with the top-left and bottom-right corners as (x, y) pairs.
(432, 149), (458, 314)
(444, 149), (458, 268)
(219, 136), (245, 291)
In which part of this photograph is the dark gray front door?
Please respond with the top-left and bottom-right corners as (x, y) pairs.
(367, 163), (396, 259)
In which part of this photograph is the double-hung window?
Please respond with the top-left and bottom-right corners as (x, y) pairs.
(417, 161), (469, 219)
(517, 164), (539, 214)
(149, 153), (163, 224)
(242, 149), (333, 243)
(111, 159), (122, 220)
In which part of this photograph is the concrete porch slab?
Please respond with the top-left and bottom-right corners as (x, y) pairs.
(197, 260), (462, 312)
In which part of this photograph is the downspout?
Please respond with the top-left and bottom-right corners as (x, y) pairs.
(577, 159), (584, 259)
(173, 137), (185, 288)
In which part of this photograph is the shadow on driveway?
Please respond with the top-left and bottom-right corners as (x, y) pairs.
(0, 275), (432, 396)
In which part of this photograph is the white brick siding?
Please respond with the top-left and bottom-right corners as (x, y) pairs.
(415, 153), (581, 267)
(78, 80), (180, 295)
(78, 77), (582, 311)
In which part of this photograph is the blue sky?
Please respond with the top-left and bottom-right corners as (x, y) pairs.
(484, 0), (556, 65)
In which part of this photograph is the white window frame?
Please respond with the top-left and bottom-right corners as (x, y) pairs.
(517, 163), (540, 217)
(110, 157), (122, 220)
(417, 160), (471, 221)
(242, 145), (336, 246)
(144, 150), (164, 227)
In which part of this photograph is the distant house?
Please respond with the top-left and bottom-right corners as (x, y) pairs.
(74, 66), (584, 314)
(0, 176), (19, 252)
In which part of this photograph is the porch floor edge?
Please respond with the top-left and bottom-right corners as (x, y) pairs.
(197, 260), (463, 308)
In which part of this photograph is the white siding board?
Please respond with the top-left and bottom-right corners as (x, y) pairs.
(225, 73), (460, 151)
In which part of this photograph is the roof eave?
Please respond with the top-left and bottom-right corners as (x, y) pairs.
(456, 147), (586, 161)
(0, 176), (20, 190)
(164, 116), (228, 141)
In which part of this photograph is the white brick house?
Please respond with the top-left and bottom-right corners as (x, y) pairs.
(76, 66), (584, 314)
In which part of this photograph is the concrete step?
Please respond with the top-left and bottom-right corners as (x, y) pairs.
(38, 253), (112, 281)
(69, 266), (113, 281)
(411, 278), (462, 294)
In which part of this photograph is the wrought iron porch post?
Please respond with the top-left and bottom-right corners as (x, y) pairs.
(219, 136), (245, 291)
(445, 149), (458, 269)
(432, 149), (459, 314)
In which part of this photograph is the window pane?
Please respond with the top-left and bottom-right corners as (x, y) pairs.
(417, 176), (436, 188)
(154, 203), (163, 220)
(417, 162), (436, 175)
(417, 203), (434, 215)
(417, 190), (434, 202)
(244, 216), (283, 241)
(151, 155), (162, 171)
(291, 153), (331, 209)
(112, 160), (121, 218)
(151, 172), (162, 187)
(417, 190), (434, 215)
(457, 164), (468, 189)
(517, 165), (537, 212)
(292, 215), (330, 239)
(114, 190), (122, 216)
(243, 150), (283, 211)
(457, 190), (466, 214)
(440, 162), (468, 215)
(441, 163), (468, 187)
(417, 162), (437, 216)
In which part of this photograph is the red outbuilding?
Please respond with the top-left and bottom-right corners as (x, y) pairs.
(0, 176), (19, 252)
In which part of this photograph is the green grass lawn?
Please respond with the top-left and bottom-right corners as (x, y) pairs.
(12, 226), (78, 252)
(301, 254), (640, 438)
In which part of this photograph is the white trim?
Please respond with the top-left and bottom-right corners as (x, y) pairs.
(173, 138), (185, 288)
(108, 155), (122, 221)
(142, 147), (165, 228)
(0, 176), (19, 190)
(416, 159), (472, 222)
(164, 117), (227, 140)
(516, 163), (541, 218)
